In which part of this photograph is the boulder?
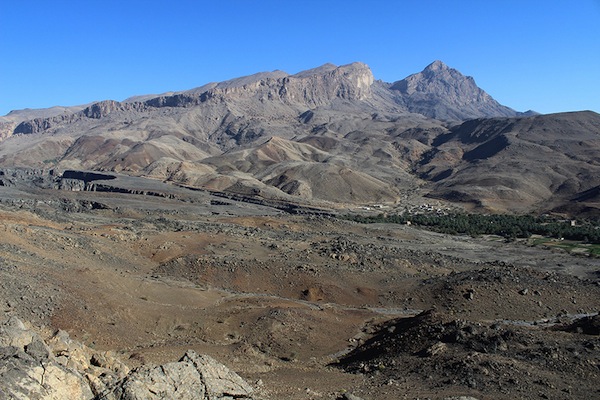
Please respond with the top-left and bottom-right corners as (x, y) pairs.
(0, 317), (95, 399)
(102, 351), (254, 400)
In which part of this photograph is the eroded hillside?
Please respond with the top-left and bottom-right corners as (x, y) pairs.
(6, 61), (593, 215)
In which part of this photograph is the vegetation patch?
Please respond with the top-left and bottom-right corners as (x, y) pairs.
(345, 212), (600, 245)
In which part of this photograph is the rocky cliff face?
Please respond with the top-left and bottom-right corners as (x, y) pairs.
(14, 112), (80, 134)
(280, 62), (374, 105)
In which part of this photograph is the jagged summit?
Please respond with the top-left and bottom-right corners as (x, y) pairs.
(391, 60), (478, 96)
(390, 61), (519, 120)
(423, 60), (449, 72)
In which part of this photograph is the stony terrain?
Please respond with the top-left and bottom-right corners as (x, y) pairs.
(337, 310), (600, 399)
(0, 174), (599, 399)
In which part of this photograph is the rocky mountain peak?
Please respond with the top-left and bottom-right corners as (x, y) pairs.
(392, 61), (474, 96)
(423, 60), (449, 72)
(389, 61), (519, 120)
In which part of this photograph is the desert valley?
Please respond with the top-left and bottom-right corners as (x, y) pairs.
(0, 61), (599, 399)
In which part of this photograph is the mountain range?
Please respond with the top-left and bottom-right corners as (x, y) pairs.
(1, 60), (598, 215)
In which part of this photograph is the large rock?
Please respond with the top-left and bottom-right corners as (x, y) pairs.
(0, 317), (256, 400)
(102, 351), (254, 400)
(0, 317), (95, 400)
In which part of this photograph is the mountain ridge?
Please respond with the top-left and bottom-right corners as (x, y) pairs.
(1, 61), (598, 215)
(1, 61), (525, 131)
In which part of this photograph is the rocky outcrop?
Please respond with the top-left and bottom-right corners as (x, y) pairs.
(0, 121), (14, 141)
(0, 317), (96, 399)
(57, 170), (114, 192)
(144, 92), (213, 108)
(0, 316), (256, 400)
(13, 101), (147, 134)
(57, 178), (87, 191)
(103, 351), (254, 400)
(82, 100), (127, 119)
(0, 167), (58, 188)
(13, 112), (80, 134)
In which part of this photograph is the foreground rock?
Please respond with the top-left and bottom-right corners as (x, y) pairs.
(0, 316), (95, 399)
(102, 351), (254, 400)
(0, 316), (255, 400)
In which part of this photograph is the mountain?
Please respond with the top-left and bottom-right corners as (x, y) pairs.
(1, 61), (598, 215)
(389, 60), (523, 121)
(0, 61), (517, 143)
(417, 110), (600, 214)
(0, 62), (443, 207)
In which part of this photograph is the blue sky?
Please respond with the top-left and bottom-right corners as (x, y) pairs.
(1, 0), (599, 116)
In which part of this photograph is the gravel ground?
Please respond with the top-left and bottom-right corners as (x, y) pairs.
(0, 175), (598, 399)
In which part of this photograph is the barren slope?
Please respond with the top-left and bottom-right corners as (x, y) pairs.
(420, 111), (600, 213)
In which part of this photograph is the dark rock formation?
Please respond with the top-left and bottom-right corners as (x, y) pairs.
(61, 170), (116, 183)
